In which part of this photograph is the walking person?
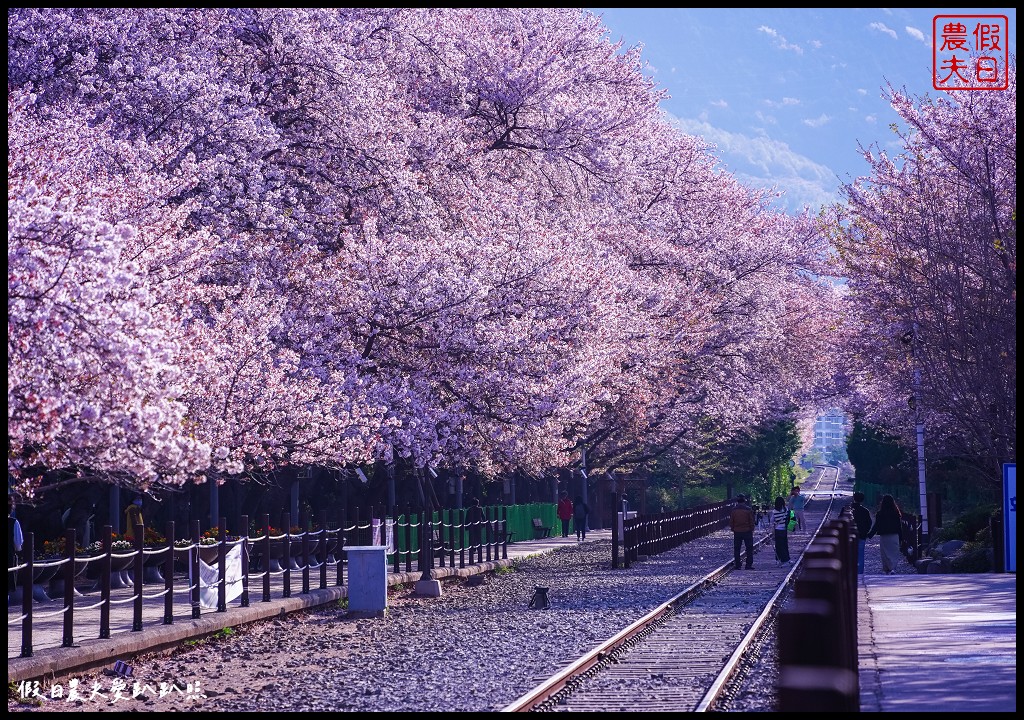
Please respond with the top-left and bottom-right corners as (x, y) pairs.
(572, 495), (589, 541)
(729, 494), (756, 570)
(867, 494), (903, 574)
(850, 491), (873, 575)
(9, 496), (24, 600)
(788, 485), (807, 532)
(757, 503), (770, 531)
(770, 496), (791, 566)
(556, 491), (574, 538)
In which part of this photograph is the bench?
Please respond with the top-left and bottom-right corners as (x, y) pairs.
(492, 520), (514, 545)
(532, 518), (552, 539)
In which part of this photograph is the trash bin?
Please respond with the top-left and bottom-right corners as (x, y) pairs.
(346, 545), (388, 616)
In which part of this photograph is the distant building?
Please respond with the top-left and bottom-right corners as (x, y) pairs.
(813, 408), (849, 454)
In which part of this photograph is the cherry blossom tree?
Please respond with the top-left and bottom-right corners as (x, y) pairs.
(9, 8), (844, 500)
(831, 64), (1016, 486)
(8, 90), (211, 496)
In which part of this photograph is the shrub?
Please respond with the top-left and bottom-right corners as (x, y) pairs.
(933, 504), (996, 543)
(948, 541), (993, 573)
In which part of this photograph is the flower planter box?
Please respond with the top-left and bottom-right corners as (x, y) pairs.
(48, 557), (92, 598)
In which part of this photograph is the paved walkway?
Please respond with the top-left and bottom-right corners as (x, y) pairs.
(8, 530), (1017, 713)
(858, 573), (1016, 712)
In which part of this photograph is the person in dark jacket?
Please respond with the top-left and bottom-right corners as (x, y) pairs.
(729, 495), (756, 569)
(572, 496), (589, 541)
(851, 492), (873, 574)
(867, 494), (903, 574)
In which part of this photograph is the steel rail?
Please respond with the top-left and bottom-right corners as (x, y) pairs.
(503, 464), (843, 713)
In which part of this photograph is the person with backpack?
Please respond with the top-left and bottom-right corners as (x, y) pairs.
(788, 485), (807, 532)
(770, 496), (792, 566)
(556, 491), (574, 538)
(851, 492), (873, 574)
(572, 495), (589, 541)
(729, 495), (756, 570)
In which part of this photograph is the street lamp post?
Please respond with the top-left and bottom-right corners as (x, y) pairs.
(904, 323), (929, 547)
(913, 366), (929, 546)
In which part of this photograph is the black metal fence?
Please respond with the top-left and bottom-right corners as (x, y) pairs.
(8, 506), (511, 658)
(611, 496), (733, 568)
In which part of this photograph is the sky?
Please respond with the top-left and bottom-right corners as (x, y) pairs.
(590, 8), (1016, 213)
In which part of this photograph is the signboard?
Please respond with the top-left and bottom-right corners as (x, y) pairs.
(1003, 464), (1015, 573)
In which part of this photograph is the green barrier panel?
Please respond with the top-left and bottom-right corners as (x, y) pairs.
(387, 503), (557, 556)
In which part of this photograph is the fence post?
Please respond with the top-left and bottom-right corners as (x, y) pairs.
(21, 533), (34, 656)
(778, 524), (859, 712)
(217, 518), (227, 612)
(624, 519), (632, 569)
(404, 505), (413, 572)
(612, 493), (620, 569)
(450, 508), (458, 566)
(484, 506), (492, 563)
(100, 525), (112, 638)
(262, 514), (271, 602)
(319, 510), (328, 590)
(164, 521), (175, 624)
(416, 507), (425, 576)
(392, 511), (402, 574)
(436, 508), (445, 569)
(190, 520), (201, 619)
(240, 514), (250, 607)
(991, 514), (1004, 572)
(62, 527), (76, 648)
(282, 512), (292, 599)
(459, 508), (466, 569)
(338, 509), (347, 587)
(133, 522), (144, 630)
(778, 596), (858, 711)
(301, 513), (311, 594)
(502, 506), (509, 560)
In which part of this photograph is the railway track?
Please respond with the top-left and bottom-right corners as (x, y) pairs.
(502, 466), (843, 713)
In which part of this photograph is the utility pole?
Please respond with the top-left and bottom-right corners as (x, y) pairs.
(905, 323), (929, 546)
(580, 448), (589, 530)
